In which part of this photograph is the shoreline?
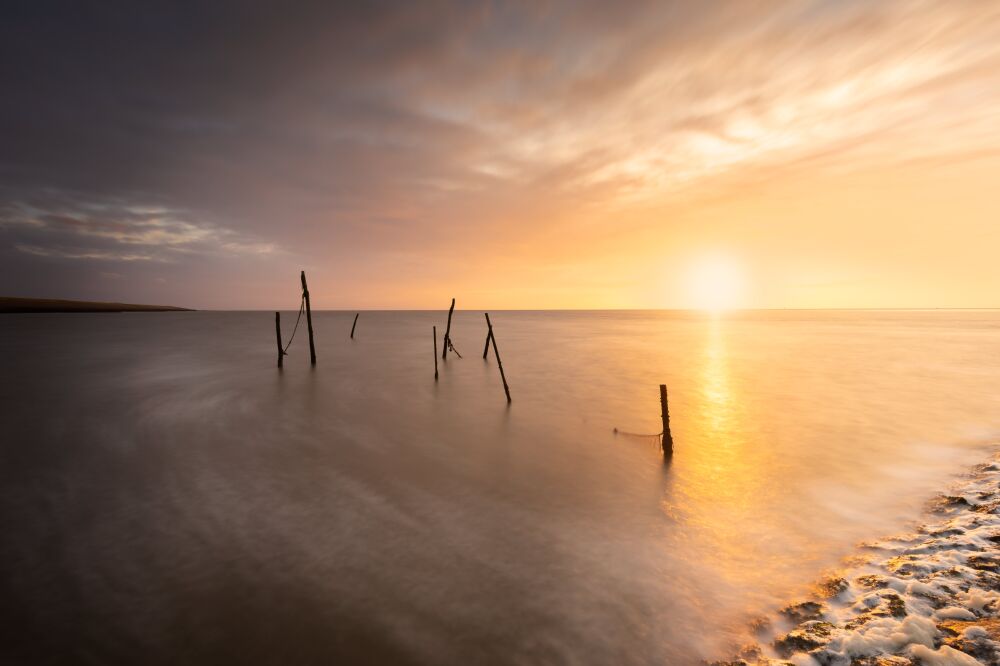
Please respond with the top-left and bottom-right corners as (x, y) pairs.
(717, 456), (1000, 665)
(0, 297), (192, 313)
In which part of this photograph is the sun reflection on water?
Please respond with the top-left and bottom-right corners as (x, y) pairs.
(659, 316), (813, 643)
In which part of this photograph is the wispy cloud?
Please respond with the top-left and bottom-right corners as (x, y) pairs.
(2, 200), (279, 263)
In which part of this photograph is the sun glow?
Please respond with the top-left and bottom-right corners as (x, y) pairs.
(686, 256), (745, 312)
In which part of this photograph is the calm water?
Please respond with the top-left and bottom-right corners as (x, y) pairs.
(2, 310), (1000, 664)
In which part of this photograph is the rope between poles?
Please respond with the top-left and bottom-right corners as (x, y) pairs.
(281, 296), (305, 355)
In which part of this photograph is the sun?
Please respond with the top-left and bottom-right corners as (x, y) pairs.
(686, 255), (745, 312)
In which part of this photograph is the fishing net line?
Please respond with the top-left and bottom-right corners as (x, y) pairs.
(613, 427), (664, 447)
(280, 296), (305, 356)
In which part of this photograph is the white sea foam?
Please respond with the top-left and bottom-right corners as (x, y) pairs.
(724, 458), (1000, 665)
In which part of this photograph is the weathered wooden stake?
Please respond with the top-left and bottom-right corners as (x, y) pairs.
(485, 313), (511, 403)
(442, 297), (455, 360)
(350, 312), (359, 339)
(433, 325), (439, 380)
(275, 311), (283, 368)
(482, 325), (493, 359)
(659, 384), (673, 457)
(300, 270), (316, 365)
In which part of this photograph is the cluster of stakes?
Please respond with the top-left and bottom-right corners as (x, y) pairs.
(273, 272), (512, 404)
(273, 271), (672, 456)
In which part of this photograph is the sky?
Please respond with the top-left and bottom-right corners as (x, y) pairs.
(2, 0), (1000, 310)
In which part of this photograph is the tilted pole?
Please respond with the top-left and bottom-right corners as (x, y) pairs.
(482, 324), (493, 359)
(485, 313), (511, 403)
(301, 271), (316, 365)
(351, 313), (359, 339)
(442, 297), (455, 360)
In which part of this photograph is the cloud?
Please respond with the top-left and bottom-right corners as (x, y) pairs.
(1, 199), (277, 263)
(2, 0), (999, 305)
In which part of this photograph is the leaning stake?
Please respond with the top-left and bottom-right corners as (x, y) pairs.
(275, 311), (284, 368)
(659, 384), (673, 457)
(301, 270), (316, 365)
(433, 326), (439, 380)
(350, 312), (359, 339)
(442, 297), (455, 360)
(482, 323), (493, 359)
(485, 313), (511, 403)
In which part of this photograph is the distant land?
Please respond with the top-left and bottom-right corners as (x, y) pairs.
(0, 297), (193, 313)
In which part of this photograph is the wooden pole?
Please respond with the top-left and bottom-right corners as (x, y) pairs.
(482, 324), (493, 359)
(442, 297), (455, 360)
(433, 326), (439, 380)
(350, 312), (359, 339)
(485, 313), (511, 403)
(275, 311), (283, 368)
(301, 271), (316, 365)
(660, 384), (673, 456)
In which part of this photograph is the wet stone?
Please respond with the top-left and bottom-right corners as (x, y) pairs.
(974, 501), (1000, 514)
(779, 601), (825, 623)
(934, 495), (973, 511)
(856, 574), (890, 590)
(818, 577), (850, 598)
(773, 621), (834, 657)
(808, 648), (842, 666)
(968, 555), (1000, 572)
(845, 613), (875, 631)
(977, 571), (1000, 591)
(939, 618), (1000, 666)
(884, 592), (907, 618)
(849, 657), (913, 666)
(911, 590), (948, 609)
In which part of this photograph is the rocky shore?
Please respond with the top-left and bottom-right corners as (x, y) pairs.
(717, 457), (1000, 666)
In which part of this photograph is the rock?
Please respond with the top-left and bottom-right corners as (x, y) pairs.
(819, 577), (850, 598)
(939, 617), (1000, 640)
(773, 621), (834, 657)
(779, 601), (825, 623)
(850, 657), (912, 665)
(968, 555), (1000, 571)
(884, 592), (907, 618)
(887, 555), (940, 577)
(977, 571), (1000, 591)
(974, 501), (1000, 514)
(939, 618), (1000, 665)
(856, 575), (890, 590)
(933, 495), (973, 512)
(845, 613), (875, 631)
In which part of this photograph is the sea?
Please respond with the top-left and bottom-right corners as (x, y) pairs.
(2, 309), (1000, 664)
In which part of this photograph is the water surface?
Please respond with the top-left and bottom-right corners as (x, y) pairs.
(2, 310), (1000, 664)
